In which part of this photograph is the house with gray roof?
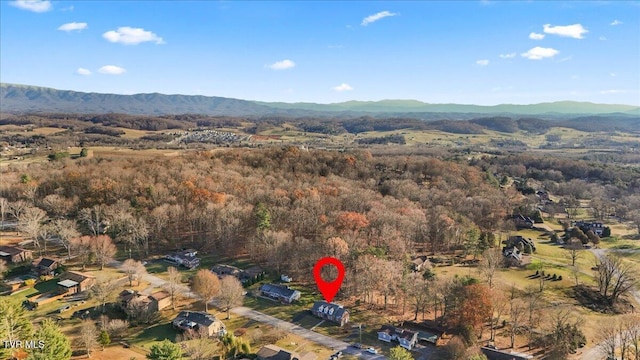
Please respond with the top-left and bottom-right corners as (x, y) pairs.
(377, 325), (418, 350)
(258, 284), (301, 303)
(172, 310), (226, 338)
(311, 301), (349, 326)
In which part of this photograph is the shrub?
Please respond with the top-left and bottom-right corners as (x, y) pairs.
(24, 279), (36, 287)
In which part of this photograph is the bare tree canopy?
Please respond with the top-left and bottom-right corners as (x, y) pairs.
(191, 269), (220, 312)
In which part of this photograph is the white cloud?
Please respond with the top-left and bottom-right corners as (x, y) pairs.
(476, 59), (489, 66)
(499, 53), (517, 59)
(333, 83), (353, 92)
(543, 23), (588, 39)
(98, 65), (126, 75)
(102, 27), (164, 45)
(361, 11), (397, 26)
(57, 22), (87, 32)
(9, 0), (51, 12)
(529, 32), (545, 40)
(610, 20), (623, 26)
(521, 47), (559, 60)
(267, 59), (296, 70)
(75, 68), (92, 76)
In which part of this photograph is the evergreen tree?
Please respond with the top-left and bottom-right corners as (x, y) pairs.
(27, 319), (72, 360)
(147, 339), (182, 360)
(0, 298), (34, 359)
(98, 330), (111, 350)
(389, 346), (413, 360)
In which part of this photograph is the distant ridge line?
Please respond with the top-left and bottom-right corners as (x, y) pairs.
(1, 83), (638, 116)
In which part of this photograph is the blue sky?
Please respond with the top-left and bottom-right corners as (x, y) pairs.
(1, 0), (639, 105)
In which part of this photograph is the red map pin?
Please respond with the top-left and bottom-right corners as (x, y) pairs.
(313, 257), (345, 303)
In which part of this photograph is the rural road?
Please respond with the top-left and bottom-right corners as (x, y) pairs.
(232, 307), (387, 360)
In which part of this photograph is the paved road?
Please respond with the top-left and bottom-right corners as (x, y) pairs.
(232, 307), (386, 360)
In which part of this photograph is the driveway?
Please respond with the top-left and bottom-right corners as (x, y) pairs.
(232, 307), (387, 360)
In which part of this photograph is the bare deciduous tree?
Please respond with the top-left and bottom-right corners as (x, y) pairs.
(50, 219), (80, 259)
(217, 275), (244, 319)
(17, 206), (47, 256)
(564, 238), (583, 267)
(78, 205), (107, 237)
(164, 266), (183, 310)
(91, 235), (117, 270)
(70, 235), (93, 270)
(122, 259), (146, 287)
(91, 276), (118, 313)
(191, 269), (220, 312)
(480, 247), (503, 288)
(80, 320), (98, 358)
(595, 254), (638, 306)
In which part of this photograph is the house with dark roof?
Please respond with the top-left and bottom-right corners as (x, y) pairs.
(311, 301), (349, 326)
(259, 284), (301, 303)
(57, 271), (95, 294)
(0, 245), (33, 263)
(172, 310), (226, 337)
(256, 344), (317, 360)
(481, 346), (533, 360)
(575, 221), (605, 236)
(211, 264), (242, 278)
(377, 325), (419, 350)
(33, 257), (59, 276)
(511, 214), (534, 229)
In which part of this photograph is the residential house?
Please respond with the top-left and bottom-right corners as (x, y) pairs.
(33, 257), (59, 276)
(0, 246), (33, 263)
(575, 221), (605, 237)
(211, 264), (242, 278)
(172, 311), (226, 338)
(504, 236), (536, 253)
(481, 346), (533, 360)
(310, 301), (349, 326)
(57, 271), (95, 295)
(240, 265), (264, 283)
(256, 345), (317, 360)
(165, 249), (200, 269)
(410, 256), (428, 272)
(119, 289), (171, 315)
(511, 214), (534, 229)
(258, 284), (301, 303)
(502, 247), (522, 266)
(377, 325), (419, 350)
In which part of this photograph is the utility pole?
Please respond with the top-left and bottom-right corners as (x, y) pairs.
(359, 324), (362, 344)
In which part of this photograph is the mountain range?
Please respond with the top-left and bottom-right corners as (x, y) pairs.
(1, 83), (639, 118)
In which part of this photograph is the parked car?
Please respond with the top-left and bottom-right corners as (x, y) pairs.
(280, 274), (292, 282)
(352, 343), (363, 349)
(57, 304), (71, 313)
(366, 348), (378, 355)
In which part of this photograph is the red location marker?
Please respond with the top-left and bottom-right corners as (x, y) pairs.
(313, 257), (345, 303)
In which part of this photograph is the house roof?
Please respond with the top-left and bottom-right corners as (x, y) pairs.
(481, 347), (533, 360)
(60, 271), (95, 283)
(256, 345), (316, 360)
(37, 257), (57, 268)
(150, 290), (170, 301)
(0, 246), (28, 256)
(259, 284), (299, 298)
(378, 325), (417, 341)
(58, 279), (78, 287)
(211, 264), (242, 276)
(311, 301), (348, 319)
(175, 311), (218, 327)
